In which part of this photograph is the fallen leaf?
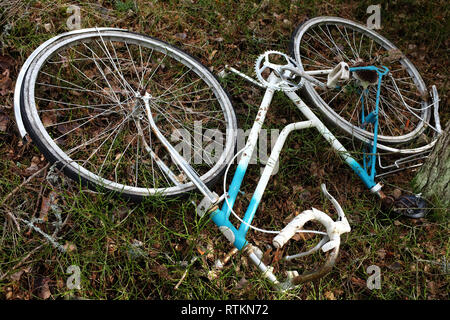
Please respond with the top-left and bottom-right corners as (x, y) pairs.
(292, 185), (304, 194)
(350, 276), (366, 287)
(44, 23), (52, 32)
(235, 277), (248, 290)
(175, 32), (187, 40)
(0, 113), (9, 132)
(298, 190), (311, 202)
(38, 277), (52, 299)
(63, 241), (77, 253)
(10, 270), (24, 281)
(106, 237), (117, 255)
(393, 189), (402, 199)
(324, 291), (336, 300)
(56, 278), (65, 289)
(208, 49), (217, 61)
(0, 55), (15, 95)
(151, 264), (171, 280)
(42, 113), (57, 127)
(388, 261), (403, 271)
(272, 248), (284, 264)
(262, 247), (272, 265)
(427, 281), (437, 296)
(376, 248), (387, 260)
(40, 196), (52, 221)
(382, 49), (404, 63)
(24, 156), (41, 176)
(5, 287), (13, 300)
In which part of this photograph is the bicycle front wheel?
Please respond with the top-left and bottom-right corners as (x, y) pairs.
(290, 16), (432, 146)
(19, 29), (237, 199)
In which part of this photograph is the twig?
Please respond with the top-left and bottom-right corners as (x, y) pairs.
(4, 211), (20, 232)
(0, 244), (44, 281)
(0, 163), (49, 207)
(19, 217), (66, 253)
(174, 256), (199, 290)
(32, 166), (49, 218)
(174, 269), (189, 290)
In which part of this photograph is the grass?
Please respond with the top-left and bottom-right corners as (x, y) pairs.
(0, 0), (449, 300)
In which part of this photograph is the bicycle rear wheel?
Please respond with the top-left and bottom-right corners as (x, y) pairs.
(290, 16), (433, 147)
(19, 29), (237, 199)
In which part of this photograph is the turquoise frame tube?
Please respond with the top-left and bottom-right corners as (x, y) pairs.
(349, 66), (389, 181)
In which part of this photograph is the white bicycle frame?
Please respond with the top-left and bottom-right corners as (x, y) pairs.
(13, 27), (441, 289)
(141, 59), (363, 289)
(141, 50), (440, 288)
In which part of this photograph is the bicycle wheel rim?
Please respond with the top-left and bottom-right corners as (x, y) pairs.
(291, 16), (431, 145)
(21, 29), (237, 198)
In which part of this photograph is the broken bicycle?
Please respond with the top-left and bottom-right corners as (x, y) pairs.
(14, 17), (442, 290)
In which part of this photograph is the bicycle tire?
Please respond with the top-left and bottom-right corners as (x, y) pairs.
(290, 16), (432, 146)
(19, 29), (237, 199)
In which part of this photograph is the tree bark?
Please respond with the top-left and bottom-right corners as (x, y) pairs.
(413, 122), (450, 209)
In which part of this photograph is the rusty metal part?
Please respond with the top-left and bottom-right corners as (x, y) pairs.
(290, 246), (340, 285)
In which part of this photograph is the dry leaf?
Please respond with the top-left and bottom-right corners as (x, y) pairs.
(388, 261), (403, 271)
(0, 113), (9, 132)
(24, 156), (41, 176)
(10, 270), (24, 281)
(382, 49), (404, 63)
(272, 248), (284, 264)
(376, 248), (387, 260)
(5, 287), (13, 300)
(42, 113), (57, 127)
(350, 276), (366, 287)
(235, 277), (248, 290)
(0, 55), (14, 96)
(38, 277), (52, 299)
(393, 189), (402, 199)
(151, 264), (171, 280)
(40, 196), (51, 221)
(175, 32), (187, 40)
(209, 49), (217, 61)
(427, 281), (437, 296)
(324, 291), (336, 300)
(262, 247), (272, 265)
(106, 237), (117, 254)
(63, 241), (77, 253)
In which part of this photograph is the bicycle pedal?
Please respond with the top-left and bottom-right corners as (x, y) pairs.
(327, 62), (350, 88)
(393, 194), (427, 219)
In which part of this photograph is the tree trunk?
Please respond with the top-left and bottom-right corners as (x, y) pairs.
(413, 122), (450, 209)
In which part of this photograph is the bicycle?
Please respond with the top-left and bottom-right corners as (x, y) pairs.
(14, 17), (442, 290)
